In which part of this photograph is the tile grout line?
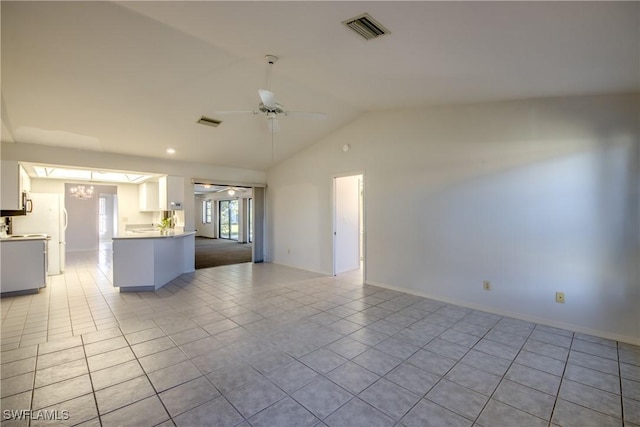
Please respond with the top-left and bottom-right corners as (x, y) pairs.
(547, 332), (576, 427)
(617, 341), (624, 425)
(376, 313), (482, 424)
(3, 262), (637, 427)
(467, 319), (536, 426)
(80, 333), (104, 427)
(28, 341), (40, 427)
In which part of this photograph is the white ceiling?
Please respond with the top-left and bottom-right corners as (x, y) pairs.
(2, 1), (638, 171)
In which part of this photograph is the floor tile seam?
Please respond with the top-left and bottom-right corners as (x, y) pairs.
(240, 394), (308, 426)
(89, 328), (172, 424)
(489, 378), (560, 422)
(546, 330), (577, 427)
(291, 349), (348, 376)
(554, 396), (624, 422)
(25, 338), (41, 414)
(618, 342), (628, 424)
(391, 348), (465, 422)
(568, 347), (621, 369)
(364, 366), (439, 423)
(484, 389), (556, 423)
(216, 369), (285, 422)
(525, 336), (573, 352)
(561, 368), (623, 396)
(164, 393), (222, 424)
(469, 319), (537, 426)
(420, 394), (482, 424)
(76, 333), (101, 426)
(287, 383), (356, 423)
(568, 346), (620, 363)
(6, 299), (31, 342)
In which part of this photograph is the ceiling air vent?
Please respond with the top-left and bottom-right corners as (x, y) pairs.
(342, 13), (390, 40)
(197, 116), (222, 127)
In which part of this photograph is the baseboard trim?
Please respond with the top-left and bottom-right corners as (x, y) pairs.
(365, 279), (640, 346)
(270, 261), (330, 276)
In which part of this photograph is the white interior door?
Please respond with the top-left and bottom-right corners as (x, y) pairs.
(334, 175), (362, 274)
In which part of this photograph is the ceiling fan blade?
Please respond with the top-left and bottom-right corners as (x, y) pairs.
(212, 110), (258, 115)
(284, 110), (328, 120)
(258, 89), (277, 108)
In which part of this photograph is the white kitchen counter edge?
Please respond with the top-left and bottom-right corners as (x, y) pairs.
(112, 231), (196, 240)
(0, 235), (48, 242)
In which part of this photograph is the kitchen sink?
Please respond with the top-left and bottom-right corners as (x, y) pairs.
(8, 234), (47, 238)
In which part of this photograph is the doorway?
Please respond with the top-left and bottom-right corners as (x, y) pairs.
(193, 184), (264, 269)
(98, 193), (118, 242)
(333, 174), (364, 277)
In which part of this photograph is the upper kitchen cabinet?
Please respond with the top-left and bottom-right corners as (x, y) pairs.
(158, 176), (184, 211)
(139, 181), (160, 212)
(1, 160), (31, 211)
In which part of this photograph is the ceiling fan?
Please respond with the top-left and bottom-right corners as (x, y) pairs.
(214, 55), (327, 134)
(214, 186), (242, 196)
(199, 184), (245, 196)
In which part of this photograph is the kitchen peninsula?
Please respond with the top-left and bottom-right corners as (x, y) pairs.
(112, 230), (195, 291)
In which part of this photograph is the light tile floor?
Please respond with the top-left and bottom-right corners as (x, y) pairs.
(1, 249), (639, 426)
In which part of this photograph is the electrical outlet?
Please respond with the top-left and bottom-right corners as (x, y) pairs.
(483, 281), (491, 291)
(555, 292), (565, 304)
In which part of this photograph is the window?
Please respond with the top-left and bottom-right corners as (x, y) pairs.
(202, 200), (212, 224)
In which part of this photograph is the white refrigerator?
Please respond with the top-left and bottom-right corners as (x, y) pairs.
(12, 193), (67, 275)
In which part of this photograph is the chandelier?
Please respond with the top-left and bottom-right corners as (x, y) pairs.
(69, 185), (94, 199)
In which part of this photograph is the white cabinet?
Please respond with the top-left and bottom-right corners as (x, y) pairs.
(1, 161), (30, 210)
(138, 182), (159, 211)
(1, 239), (47, 294)
(158, 176), (184, 210)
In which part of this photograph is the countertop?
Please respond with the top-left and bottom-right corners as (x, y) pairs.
(0, 234), (49, 242)
(112, 231), (196, 240)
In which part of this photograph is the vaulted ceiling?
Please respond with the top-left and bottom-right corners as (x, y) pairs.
(2, 1), (638, 171)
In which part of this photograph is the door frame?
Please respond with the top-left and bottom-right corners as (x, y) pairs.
(332, 171), (366, 279)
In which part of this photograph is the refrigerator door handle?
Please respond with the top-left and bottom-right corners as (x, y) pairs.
(63, 208), (69, 231)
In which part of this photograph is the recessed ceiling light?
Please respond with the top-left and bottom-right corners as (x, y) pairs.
(166, 148), (176, 154)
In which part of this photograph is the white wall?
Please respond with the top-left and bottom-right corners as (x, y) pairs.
(65, 183), (116, 251)
(266, 93), (640, 343)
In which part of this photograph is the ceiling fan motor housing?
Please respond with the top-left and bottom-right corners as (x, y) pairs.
(259, 102), (285, 115)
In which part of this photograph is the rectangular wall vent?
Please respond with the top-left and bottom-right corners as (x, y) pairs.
(342, 13), (390, 40)
(197, 116), (222, 127)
